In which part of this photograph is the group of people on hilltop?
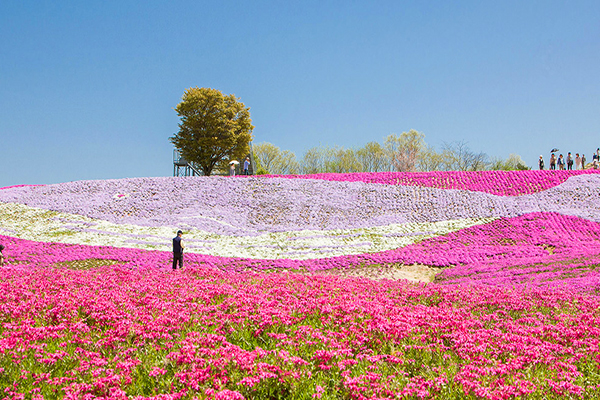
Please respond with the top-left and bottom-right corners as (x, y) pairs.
(539, 148), (600, 170)
(229, 157), (251, 177)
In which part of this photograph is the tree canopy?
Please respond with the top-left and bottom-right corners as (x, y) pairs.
(385, 130), (425, 172)
(170, 87), (254, 176)
(441, 140), (488, 171)
(356, 141), (387, 172)
(488, 153), (530, 170)
(253, 142), (300, 175)
(259, 137), (528, 174)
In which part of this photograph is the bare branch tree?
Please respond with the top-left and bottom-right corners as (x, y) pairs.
(442, 140), (488, 171)
(417, 145), (444, 172)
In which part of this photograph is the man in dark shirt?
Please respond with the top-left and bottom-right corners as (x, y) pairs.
(567, 152), (573, 170)
(172, 230), (184, 270)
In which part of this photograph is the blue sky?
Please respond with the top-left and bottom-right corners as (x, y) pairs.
(1, 0), (598, 187)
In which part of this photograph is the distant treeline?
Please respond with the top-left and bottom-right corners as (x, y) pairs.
(253, 130), (528, 175)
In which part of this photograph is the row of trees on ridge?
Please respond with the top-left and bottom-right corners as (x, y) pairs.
(169, 87), (528, 176)
(253, 130), (528, 175)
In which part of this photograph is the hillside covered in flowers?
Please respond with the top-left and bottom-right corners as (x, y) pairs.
(1, 170), (600, 399)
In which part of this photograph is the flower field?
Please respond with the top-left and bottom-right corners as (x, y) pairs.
(1, 170), (600, 399)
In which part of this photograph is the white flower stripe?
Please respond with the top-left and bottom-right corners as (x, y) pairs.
(0, 202), (495, 260)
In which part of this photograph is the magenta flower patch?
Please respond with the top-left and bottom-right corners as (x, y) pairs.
(1, 170), (600, 398)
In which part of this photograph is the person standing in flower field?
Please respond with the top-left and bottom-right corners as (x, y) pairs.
(567, 152), (573, 170)
(550, 153), (557, 170)
(557, 154), (565, 170)
(582, 154), (587, 169)
(575, 153), (582, 170)
(243, 157), (250, 175)
(538, 155), (545, 170)
(0, 244), (4, 267)
(172, 230), (184, 270)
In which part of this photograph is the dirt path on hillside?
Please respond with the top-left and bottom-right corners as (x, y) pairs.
(304, 263), (443, 283)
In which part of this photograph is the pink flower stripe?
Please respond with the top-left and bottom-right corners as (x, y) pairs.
(2, 211), (600, 291)
(402, 212), (600, 291)
(266, 170), (600, 196)
(0, 259), (599, 398)
(0, 184), (44, 190)
(2, 168), (600, 398)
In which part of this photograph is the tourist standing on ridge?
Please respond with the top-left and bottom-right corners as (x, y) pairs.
(575, 153), (582, 170)
(538, 155), (545, 170)
(557, 154), (565, 170)
(567, 152), (573, 170)
(582, 154), (587, 169)
(550, 153), (557, 170)
(172, 230), (184, 270)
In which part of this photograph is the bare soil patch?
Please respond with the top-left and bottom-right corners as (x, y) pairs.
(305, 263), (443, 283)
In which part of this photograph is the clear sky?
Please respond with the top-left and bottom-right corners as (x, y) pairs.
(1, 0), (599, 187)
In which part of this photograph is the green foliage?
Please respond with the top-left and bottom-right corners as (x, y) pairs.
(299, 145), (364, 174)
(253, 142), (299, 175)
(300, 146), (326, 174)
(385, 130), (425, 172)
(327, 147), (361, 173)
(417, 145), (444, 172)
(255, 133), (533, 174)
(52, 258), (120, 270)
(255, 166), (269, 175)
(170, 87), (254, 176)
(489, 153), (530, 171)
(356, 141), (388, 172)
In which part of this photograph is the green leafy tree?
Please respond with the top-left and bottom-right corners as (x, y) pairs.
(325, 146), (361, 173)
(385, 130), (425, 172)
(356, 141), (388, 172)
(253, 142), (280, 173)
(300, 145), (362, 174)
(488, 154), (529, 170)
(301, 146), (327, 174)
(253, 142), (300, 175)
(170, 87), (254, 176)
(273, 150), (300, 174)
(417, 145), (444, 172)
